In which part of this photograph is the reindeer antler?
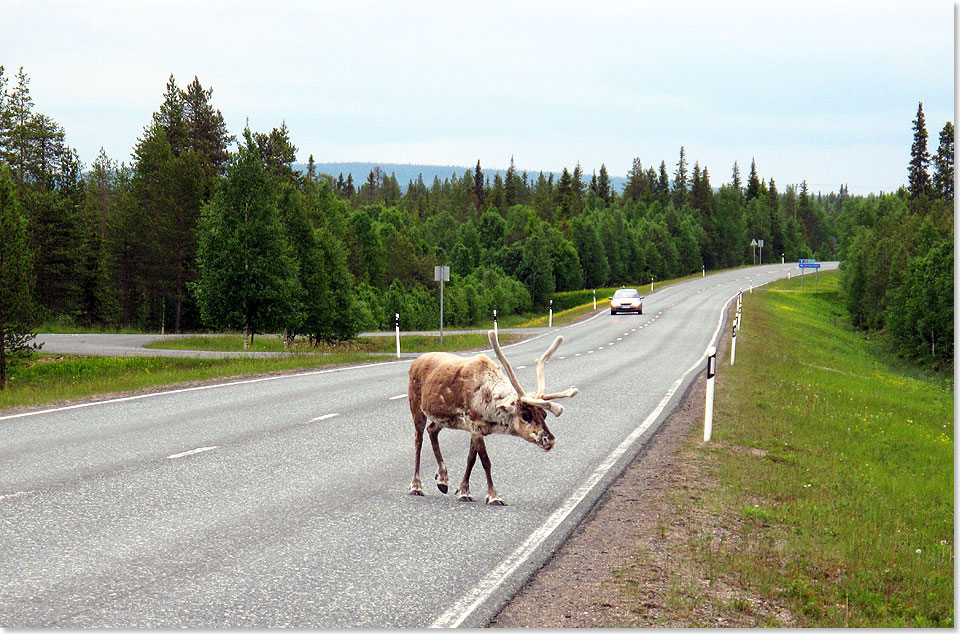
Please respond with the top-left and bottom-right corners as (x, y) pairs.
(488, 330), (580, 414)
(488, 330), (526, 396)
(534, 336), (563, 397)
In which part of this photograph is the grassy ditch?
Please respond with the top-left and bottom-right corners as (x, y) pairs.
(0, 352), (380, 413)
(619, 270), (954, 626)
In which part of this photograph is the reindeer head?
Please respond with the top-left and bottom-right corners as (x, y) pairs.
(488, 330), (579, 451)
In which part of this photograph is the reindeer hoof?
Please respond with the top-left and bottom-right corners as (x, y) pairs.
(486, 496), (507, 506)
(458, 493), (474, 502)
(434, 473), (449, 494)
(408, 487), (424, 496)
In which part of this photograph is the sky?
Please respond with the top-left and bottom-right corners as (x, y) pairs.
(1, 0), (955, 194)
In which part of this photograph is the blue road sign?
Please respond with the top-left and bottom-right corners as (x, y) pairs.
(799, 262), (821, 269)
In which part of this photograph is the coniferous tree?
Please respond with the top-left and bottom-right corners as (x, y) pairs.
(623, 157), (646, 203)
(933, 121), (954, 202)
(673, 146), (688, 208)
(473, 160), (484, 209)
(908, 102), (931, 198)
(182, 76), (233, 195)
(746, 158), (761, 200)
(597, 164), (612, 205)
(731, 161), (742, 192)
(657, 161), (670, 205)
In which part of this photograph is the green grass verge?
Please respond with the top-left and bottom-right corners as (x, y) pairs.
(143, 332), (518, 353)
(674, 269), (953, 626)
(0, 352), (380, 413)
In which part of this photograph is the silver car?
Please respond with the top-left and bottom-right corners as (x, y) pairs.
(609, 288), (644, 315)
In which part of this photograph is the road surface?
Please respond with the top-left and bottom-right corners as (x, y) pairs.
(0, 263), (837, 627)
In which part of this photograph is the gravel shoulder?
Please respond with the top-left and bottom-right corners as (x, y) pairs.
(491, 317), (795, 628)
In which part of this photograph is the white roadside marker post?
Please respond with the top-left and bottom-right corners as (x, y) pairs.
(593, 289), (596, 310)
(493, 309), (498, 339)
(731, 323), (737, 365)
(702, 266), (705, 277)
(395, 313), (400, 359)
(549, 299), (553, 327)
(704, 346), (718, 441)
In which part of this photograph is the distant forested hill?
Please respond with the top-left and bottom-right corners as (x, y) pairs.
(297, 161), (629, 193)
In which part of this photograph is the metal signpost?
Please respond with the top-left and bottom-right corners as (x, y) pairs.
(798, 258), (820, 288)
(434, 265), (450, 343)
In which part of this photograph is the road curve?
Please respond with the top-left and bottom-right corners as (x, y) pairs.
(0, 263), (836, 627)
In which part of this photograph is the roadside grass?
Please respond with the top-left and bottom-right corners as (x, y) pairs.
(0, 351), (381, 413)
(619, 269), (953, 626)
(143, 332), (518, 353)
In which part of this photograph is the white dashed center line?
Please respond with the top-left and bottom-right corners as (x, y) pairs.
(311, 413), (340, 422)
(167, 446), (218, 460)
(389, 394), (407, 400)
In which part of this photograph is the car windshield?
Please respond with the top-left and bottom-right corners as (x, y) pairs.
(614, 289), (640, 298)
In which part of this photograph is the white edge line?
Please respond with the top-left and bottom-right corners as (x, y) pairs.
(389, 394), (408, 401)
(311, 413), (340, 422)
(166, 446), (218, 460)
(429, 291), (737, 629)
(0, 359), (406, 423)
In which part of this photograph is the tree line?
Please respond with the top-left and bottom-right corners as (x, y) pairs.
(839, 102), (953, 367)
(0, 67), (953, 386)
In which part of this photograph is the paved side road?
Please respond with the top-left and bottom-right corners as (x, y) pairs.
(33, 328), (551, 358)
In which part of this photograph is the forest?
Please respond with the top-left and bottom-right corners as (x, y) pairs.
(0, 67), (953, 377)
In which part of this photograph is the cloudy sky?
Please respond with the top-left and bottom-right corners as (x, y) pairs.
(2, 0), (954, 193)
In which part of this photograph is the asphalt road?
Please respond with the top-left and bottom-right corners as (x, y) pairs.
(1, 262), (837, 627)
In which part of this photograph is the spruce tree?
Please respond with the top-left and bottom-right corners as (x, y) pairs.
(657, 161), (670, 204)
(908, 102), (931, 198)
(933, 121), (954, 202)
(746, 157), (761, 200)
(0, 164), (40, 388)
(673, 146), (688, 208)
(597, 163), (611, 205)
(473, 160), (484, 209)
(731, 161), (742, 191)
(624, 157), (645, 203)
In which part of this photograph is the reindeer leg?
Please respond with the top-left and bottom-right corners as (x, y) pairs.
(456, 435), (480, 502)
(475, 436), (506, 506)
(427, 422), (449, 493)
(409, 413), (426, 496)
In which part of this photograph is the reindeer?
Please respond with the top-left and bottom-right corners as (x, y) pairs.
(406, 330), (578, 505)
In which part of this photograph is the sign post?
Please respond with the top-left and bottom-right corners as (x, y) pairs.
(798, 259), (820, 289)
(704, 346), (718, 441)
(758, 239), (764, 265)
(434, 265), (450, 344)
(750, 238), (758, 265)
